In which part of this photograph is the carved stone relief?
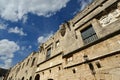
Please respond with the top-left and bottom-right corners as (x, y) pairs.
(99, 3), (120, 27)
(59, 24), (66, 37)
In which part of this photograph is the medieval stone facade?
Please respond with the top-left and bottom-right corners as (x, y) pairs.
(0, 68), (8, 80)
(6, 0), (120, 80)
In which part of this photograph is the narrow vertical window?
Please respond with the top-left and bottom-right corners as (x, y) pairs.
(31, 58), (36, 67)
(26, 59), (29, 66)
(49, 69), (51, 73)
(88, 63), (95, 74)
(72, 69), (76, 74)
(22, 63), (25, 68)
(29, 76), (32, 80)
(58, 66), (61, 70)
(95, 62), (101, 68)
(81, 25), (98, 44)
(46, 48), (51, 60)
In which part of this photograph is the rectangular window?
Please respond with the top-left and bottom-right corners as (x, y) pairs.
(81, 25), (98, 44)
(46, 48), (51, 60)
(66, 55), (73, 64)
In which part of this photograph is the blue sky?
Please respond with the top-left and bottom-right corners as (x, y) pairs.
(0, 0), (93, 69)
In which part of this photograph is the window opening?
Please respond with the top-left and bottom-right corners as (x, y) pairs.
(26, 59), (29, 66)
(72, 69), (76, 74)
(46, 48), (51, 60)
(88, 63), (95, 74)
(49, 69), (51, 73)
(35, 74), (40, 80)
(81, 25), (98, 44)
(58, 67), (61, 70)
(95, 62), (101, 68)
(31, 58), (36, 67)
(56, 40), (60, 47)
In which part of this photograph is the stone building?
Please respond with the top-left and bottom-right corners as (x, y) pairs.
(6, 0), (120, 80)
(0, 68), (8, 80)
(6, 52), (38, 80)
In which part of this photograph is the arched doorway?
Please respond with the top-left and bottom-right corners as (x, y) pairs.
(35, 74), (40, 80)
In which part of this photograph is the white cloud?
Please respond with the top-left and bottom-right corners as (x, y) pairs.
(72, 0), (93, 16)
(22, 15), (28, 23)
(8, 26), (27, 36)
(0, 39), (20, 69)
(0, 0), (70, 22)
(0, 23), (7, 30)
(38, 32), (53, 44)
(19, 45), (32, 56)
(21, 46), (26, 51)
(21, 45), (32, 51)
(78, 0), (93, 10)
(28, 45), (32, 49)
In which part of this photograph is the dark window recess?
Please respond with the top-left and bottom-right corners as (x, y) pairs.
(26, 59), (29, 66)
(31, 58), (36, 67)
(81, 25), (98, 44)
(88, 63), (94, 71)
(88, 63), (95, 75)
(22, 63), (25, 68)
(72, 69), (76, 74)
(29, 76), (32, 80)
(95, 62), (101, 68)
(22, 77), (24, 80)
(49, 69), (51, 73)
(46, 48), (51, 60)
(42, 72), (44, 75)
(58, 67), (61, 70)
(35, 74), (40, 80)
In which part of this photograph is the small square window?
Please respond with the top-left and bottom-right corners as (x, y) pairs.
(83, 55), (89, 61)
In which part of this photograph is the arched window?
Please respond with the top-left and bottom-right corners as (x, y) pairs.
(35, 74), (40, 80)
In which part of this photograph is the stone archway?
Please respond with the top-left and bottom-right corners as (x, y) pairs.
(35, 74), (40, 80)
